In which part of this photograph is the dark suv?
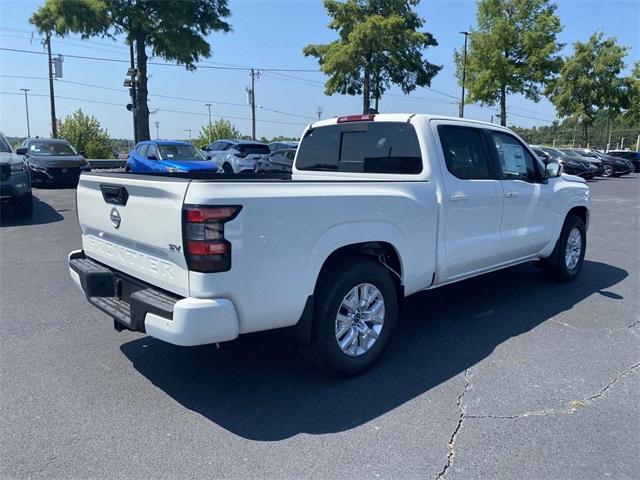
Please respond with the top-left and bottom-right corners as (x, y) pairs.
(606, 150), (640, 173)
(0, 132), (33, 217)
(16, 138), (91, 186)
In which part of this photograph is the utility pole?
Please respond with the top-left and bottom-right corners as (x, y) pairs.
(248, 68), (261, 140)
(636, 135), (639, 151)
(183, 129), (192, 142)
(20, 88), (31, 138)
(490, 115), (494, 124)
(620, 137), (625, 149)
(316, 106), (323, 120)
(205, 103), (212, 143)
(459, 31), (470, 118)
(45, 33), (57, 138)
(128, 39), (138, 143)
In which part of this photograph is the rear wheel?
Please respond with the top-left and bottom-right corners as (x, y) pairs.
(222, 163), (233, 174)
(13, 191), (33, 217)
(301, 258), (398, 376)
(602, 164), (614, 177)
(541, 214), (586, 281)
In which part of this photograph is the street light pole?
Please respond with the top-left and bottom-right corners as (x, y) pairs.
(459, 31), (469, 118)
(205, 103), (212, 143)
(20, 88), (31, 138)
(183, 129), (192, 142)
(154, 121), (159, 139)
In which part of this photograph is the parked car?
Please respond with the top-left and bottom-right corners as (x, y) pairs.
(255, 148), (296, 173)
(569, 148), (634, 177)
(16, 138), (90, 186)
(204, 139), (271, 173)
(69, 113), (590, 375)
(606, 150), (640, 173)
(0, 131), (32, 217)
(126, 140), (219, 174)
(530, 147), (553, 163)
(268, 140), (298, 152)
(539, 147), (600, 179)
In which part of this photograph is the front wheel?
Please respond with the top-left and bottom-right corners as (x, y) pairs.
(602, 164), (614, 177)
(541, 214), (586, 281)
(222, 163), (233, 174)
(301, 258), (398, 376)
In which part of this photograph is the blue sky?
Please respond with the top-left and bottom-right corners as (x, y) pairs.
(1, 0), (638, 140)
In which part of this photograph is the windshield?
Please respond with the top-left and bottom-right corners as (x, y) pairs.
(29, 141), (77, 156)
(238, 144), (271, 155)
(158, 144), (205, 161)
(0, 136), (11, 153)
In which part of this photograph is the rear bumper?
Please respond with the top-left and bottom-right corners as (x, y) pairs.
(68, 250), (239, 346)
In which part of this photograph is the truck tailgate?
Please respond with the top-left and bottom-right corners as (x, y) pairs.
(76, 174), (190, 297)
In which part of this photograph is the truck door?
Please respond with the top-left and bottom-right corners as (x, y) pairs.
(486, 130), (554, 259)
(436, 124), (504, 279)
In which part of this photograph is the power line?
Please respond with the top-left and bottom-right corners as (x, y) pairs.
(0, 47), (320, 72)
(0, 74), (315, 120)
(0, 91), (309, 126)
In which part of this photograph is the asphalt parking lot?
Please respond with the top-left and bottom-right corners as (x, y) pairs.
(1, 176), (639, 479)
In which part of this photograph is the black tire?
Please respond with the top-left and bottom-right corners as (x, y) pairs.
(602, 164), (614, 177)
(540, 214), (586, 281)
(222, 163), (233, 174)
(301, 257), (398, 376)
(13, 191), (33, 217)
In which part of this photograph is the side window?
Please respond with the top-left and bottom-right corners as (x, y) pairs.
(489, 132), (538, 182)
(286, 150), (295, 161)
(136, 144), (149, 157)
(438, 126), (492, 180)
(147, 144), (159, 159)
(296, 122), (422, 174)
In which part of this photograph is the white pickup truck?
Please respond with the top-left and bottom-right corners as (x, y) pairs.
(69, 114), (590, 375)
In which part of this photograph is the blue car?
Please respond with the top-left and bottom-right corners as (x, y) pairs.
(126, 140), (219, 173)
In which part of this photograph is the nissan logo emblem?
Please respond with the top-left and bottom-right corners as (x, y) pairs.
(110, 207), (121, 229)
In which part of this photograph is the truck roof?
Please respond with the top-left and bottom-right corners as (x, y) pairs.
(308, 113), (507, 130)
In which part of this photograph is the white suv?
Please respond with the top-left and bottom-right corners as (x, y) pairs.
(204, 139), (271, 173)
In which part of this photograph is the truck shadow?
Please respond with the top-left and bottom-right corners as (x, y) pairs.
(0, 194), (64, 227)
(120, 260), (627, 441)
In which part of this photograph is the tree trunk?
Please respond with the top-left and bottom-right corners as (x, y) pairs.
(499, 85), (507, 126)
(362, 67), (371, 114)
(135, 30), (150, 141)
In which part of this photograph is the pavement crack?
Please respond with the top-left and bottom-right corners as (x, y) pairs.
(436, 368), (472, 479)
(465, 362), (640, 420)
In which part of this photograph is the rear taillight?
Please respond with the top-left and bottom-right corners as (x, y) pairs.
(183, 205), (242, 273)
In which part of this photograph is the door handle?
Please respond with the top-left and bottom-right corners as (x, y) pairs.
(100, 184), (129, 206)
(504, 191), (520, 198)
(449, 193), (470, 201)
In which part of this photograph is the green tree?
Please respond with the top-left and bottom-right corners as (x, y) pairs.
(304, 0), (440, 114)
(30, 0), (231, 141)
(58, 109), (113, 158)
(546, 33), (632, 143)
(455, 0), (563, 126)
(194, 119), (241, 148)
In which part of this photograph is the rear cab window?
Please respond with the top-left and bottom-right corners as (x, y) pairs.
(437, 125), (493, 180)
(296, 122), (422, 174)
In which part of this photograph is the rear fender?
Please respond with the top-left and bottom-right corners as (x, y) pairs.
(302, 221), (408, 297)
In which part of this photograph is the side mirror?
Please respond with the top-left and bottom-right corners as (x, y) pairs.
(147, 154), (158, 161)
(545, 162), (562, 178)
(16, 147), (28, 155)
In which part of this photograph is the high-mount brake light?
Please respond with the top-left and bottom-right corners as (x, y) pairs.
(183, 206), (242, 273)
(336, 114), (375, 123)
